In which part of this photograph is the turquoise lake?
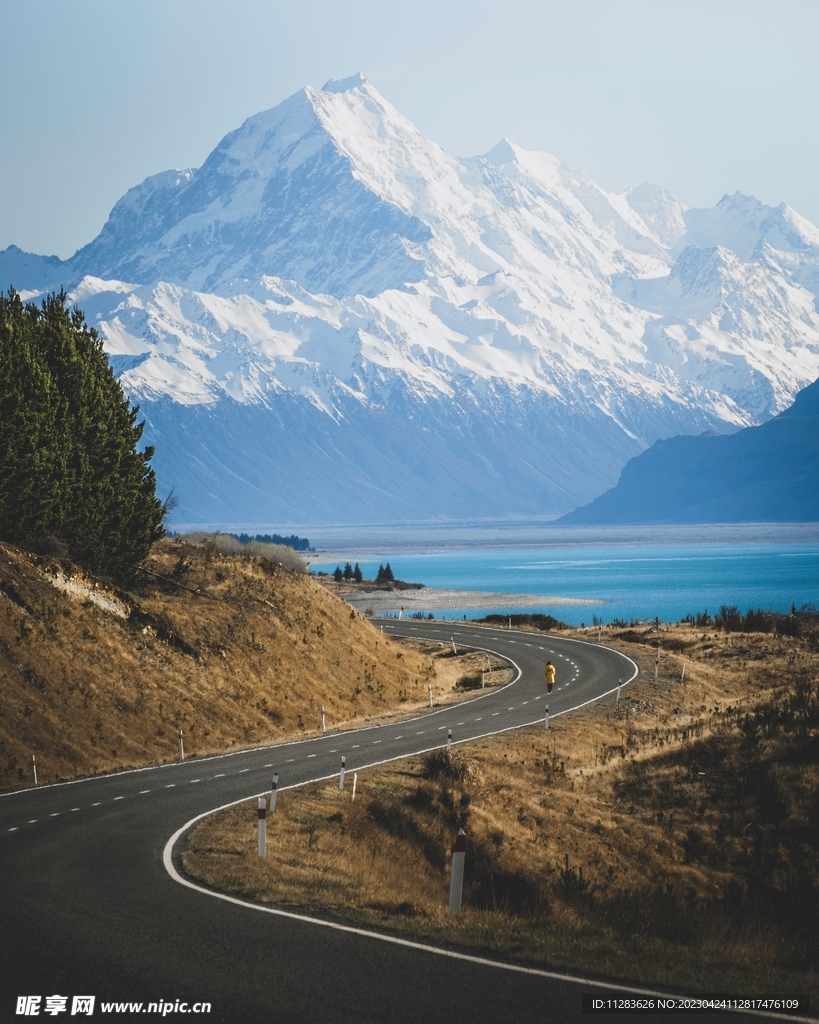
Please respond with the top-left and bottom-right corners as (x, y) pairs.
(312, 541), (819, 626)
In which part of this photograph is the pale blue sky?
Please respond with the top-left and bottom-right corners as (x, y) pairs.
(2, 0), (818, 258)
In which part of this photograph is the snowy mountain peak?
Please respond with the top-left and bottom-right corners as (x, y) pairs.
(321, 72), (369, 93)
(4, 76), (819, 524)
(482, 138), (520, 165)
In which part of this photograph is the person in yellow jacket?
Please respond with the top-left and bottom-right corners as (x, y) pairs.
(545, 660), (555, 694)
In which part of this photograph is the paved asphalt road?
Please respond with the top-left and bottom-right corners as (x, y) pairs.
(0, 622), (798, 1023)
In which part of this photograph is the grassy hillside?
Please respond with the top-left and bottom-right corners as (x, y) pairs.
(184, 622), (819, 995)
(0, 537), (452, 788)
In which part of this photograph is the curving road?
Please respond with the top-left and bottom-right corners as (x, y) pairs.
(0, 623), (783, 1023)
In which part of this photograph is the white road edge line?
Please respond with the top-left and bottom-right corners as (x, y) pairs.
(161, 777), (803, 1022)
(1, 629), (523, 801)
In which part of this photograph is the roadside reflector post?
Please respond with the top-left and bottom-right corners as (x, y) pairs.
(178, 729), (184, 762)
(257, 797), (266, 857)
(351, 772), (358, 801)
(428, 684), (433, 708)
(616, 684), (622, 703)
(270, 773), (279, 812)
(655, 644), (660, 680)
(544, 706), (550, 730)
(339, 756), (346, 790)
(680, 660), (686, 683)
(451, 637), (457, 654)
(481, 671), (485, 688)
(598, 627), (602, 642)
(31, 754), (37, 785)
(448, 829), (467, 914)
(321, 706), (326, 733)
(508, 616), (511, 630)
(447, 728), (452, 750)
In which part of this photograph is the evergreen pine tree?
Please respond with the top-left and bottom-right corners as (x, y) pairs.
(333, 566), (343, 582)
(353, 562), (362, 583)
(343, 562), (353, 581)
(0, 289), (166, 583)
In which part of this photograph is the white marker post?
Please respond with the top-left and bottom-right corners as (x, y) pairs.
(598, 627), (602, 642)
(178, 729), (185, 762)
(270, 773), (279, 813)
(451, 637), (457, 654)
(544, 706), (550, 730)
(481, 671), (485, 688)
(428, 684), (433, 708)
(448, 829), (467, 914)
(30, 754), (37, 785)
(339, 756), (346, 790)
(351, 772), (358, 802)
(399, 606), (403, 620)
(447, 728), (452, 750)
(616, 684), (622, 703)
(257, 798), (266, 857)
(508, 616), (512, 630)
(680, 660), (687, 683)
(654, 645), (660, 681)
(321, 706), (326, 733)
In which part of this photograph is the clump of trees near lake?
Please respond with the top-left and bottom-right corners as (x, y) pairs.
(0, 289), (166, 584)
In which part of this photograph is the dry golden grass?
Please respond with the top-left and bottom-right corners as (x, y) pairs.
(184, 622), (819, 997)
(0, 538), (499, 787)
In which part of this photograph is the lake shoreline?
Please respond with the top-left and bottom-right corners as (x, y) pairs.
(318, 578), (605, 613)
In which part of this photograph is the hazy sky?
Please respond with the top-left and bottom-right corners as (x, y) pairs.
(2, 0), (818, 258)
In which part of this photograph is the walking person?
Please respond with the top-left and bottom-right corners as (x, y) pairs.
(545, 659), (555, 694)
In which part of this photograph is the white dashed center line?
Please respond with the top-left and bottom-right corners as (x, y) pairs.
(139, 790), (150, 794)
(70, 807), (80, 811)
(92, 802), (101, 806)
(164, 786), (175, 790)
(28, 819), (37, 823)
(373, 740), (381, 744)
(114, 796), (124, 801)
(8, 827), (18, 832)
(50, 813), (59, 817)
(214, 774), (225, 778)
(239, 769), (250, 774)
(308, 754), (317, 758)
(189, 780), (201, 784)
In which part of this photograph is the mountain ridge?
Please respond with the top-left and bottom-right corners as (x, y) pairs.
(559, 376), (819, 525)
(3, 74), (819, 524)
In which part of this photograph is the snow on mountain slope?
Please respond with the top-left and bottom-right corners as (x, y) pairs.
(3, 73), (819, 523)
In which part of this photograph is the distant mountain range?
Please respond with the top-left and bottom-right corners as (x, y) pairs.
(560, 377), (819, 524)
(3, 73), (819, 525)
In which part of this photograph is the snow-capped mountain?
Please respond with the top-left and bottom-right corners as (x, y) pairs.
(4, 73), (819, 525)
